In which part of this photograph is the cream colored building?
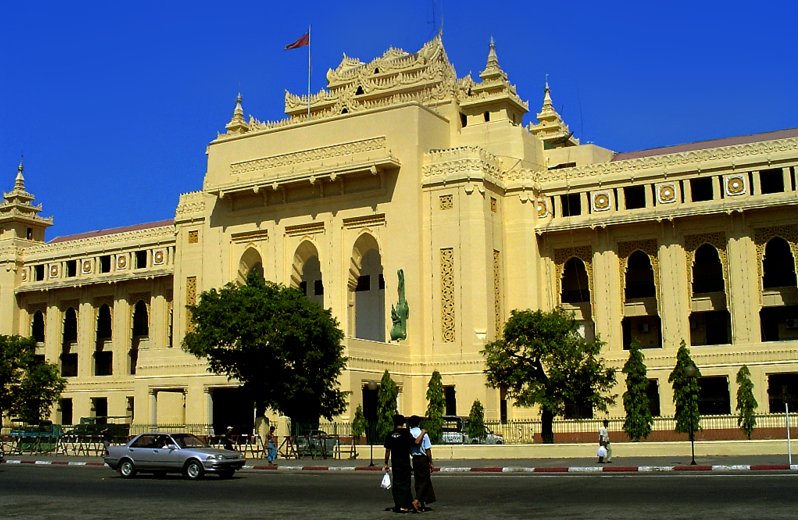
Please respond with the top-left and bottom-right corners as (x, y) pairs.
(2, 35), (797, 431)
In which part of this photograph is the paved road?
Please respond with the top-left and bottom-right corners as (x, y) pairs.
(3, 463), (798, 519)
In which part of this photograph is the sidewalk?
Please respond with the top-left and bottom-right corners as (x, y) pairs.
(4, 452), (797, 473)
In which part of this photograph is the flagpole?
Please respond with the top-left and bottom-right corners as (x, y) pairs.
(307, 25), (311, 117)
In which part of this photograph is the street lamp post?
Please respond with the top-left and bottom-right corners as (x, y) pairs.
(367, 380), (378, 467)
(684, 363), (698, 465)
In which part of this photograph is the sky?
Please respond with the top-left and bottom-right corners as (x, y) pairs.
(2, 1), (796, 239)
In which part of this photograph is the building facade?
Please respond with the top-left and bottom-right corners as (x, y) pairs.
(2, 35), (797, 431)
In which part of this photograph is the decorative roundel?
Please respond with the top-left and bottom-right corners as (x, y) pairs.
(82, 259), (93, 274)
(728, 177), (745, 195)
(153, 250), (164, 265)
(21, 270), (27, 281)
(117, 256), (127, 269)
(50, 265), (59, 277)
(659, 185), (675, 202)
(537, 199), (548, 217)
(594, 193), (610, 210)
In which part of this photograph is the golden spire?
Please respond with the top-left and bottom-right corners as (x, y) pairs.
(225, 93), (249, 135)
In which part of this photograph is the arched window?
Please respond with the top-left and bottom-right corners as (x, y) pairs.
(763, 237), (797, 289)
(237, 247), (264, 284)
(625, 251), (656, 300)
(132, 300), (149, 337)
(32, 310), (45, 343)
(349, 234), (385, 342)
(63, 307), (78, 343)
(561, 257), (590, 303)
(692, 244), (725, 294)
(97, 304), (112, 341)
(292, 241), (324, 307)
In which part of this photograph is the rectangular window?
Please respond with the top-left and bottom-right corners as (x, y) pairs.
(66, 260), (77, 277)
(690, 177), (713, 202)
(314, 280), (324, 296)
(61, 353), (78, 377)
(34, 264), (45, 281)
(624, 185), (646, 209)
(697, 377), (731, 415)
(355, 275), (370, 292)
(759, 168), (785, 194)
(92, 397), (108, 422)
(560, 193), (581, 217)
(94, 351), (113, 376)
(60, 398), (73, 426)
(444, 385), (457, 416)
(135, 250), (147, 269)
(647, 379), (661, 417)
(100, 255), (111, 273)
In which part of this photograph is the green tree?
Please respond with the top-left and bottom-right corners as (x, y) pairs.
(482, 308), (616, 443)
(0, 335), (66, 424)
(375, 370), (399, 443)
(351, 404), (367, 442)
(183, 271), (348, 434)
(622, 340), (653, 441)
(466, 400), (486, 442)
(736, 365), (758, 439)
(668, 340), (701, 435)
(424, 370), (445, 443)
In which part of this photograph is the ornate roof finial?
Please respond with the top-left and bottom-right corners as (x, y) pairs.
(225, 93), (249, 135)
(15, 156), (25, 191)
(529, 78), (579, 148)
(479, 37), (505, 82)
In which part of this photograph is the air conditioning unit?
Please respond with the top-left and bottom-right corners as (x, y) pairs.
(786, 319), (798, 329)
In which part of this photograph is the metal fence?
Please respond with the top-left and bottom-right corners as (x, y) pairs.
(3, 413), (797, 455)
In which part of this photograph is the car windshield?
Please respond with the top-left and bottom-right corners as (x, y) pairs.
(170, 434), (207, 448)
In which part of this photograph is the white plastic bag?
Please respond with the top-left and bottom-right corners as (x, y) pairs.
(380, 471), (392, 490)
(597, 445), (608, 458)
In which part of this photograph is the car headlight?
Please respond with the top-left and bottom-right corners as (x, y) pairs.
(207, 454), (224, 461)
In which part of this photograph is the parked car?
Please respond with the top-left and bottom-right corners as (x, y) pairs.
(103, 432), (245, 480)
(440, 416), (504, 444)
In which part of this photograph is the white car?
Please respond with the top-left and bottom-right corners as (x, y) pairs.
(440, 416), (504, 444)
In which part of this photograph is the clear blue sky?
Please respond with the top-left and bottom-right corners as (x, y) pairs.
(2, 1), (796, 239)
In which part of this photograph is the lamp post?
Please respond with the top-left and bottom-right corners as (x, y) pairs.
(367, 380), (378, 467)
(684, 363), (698, 465)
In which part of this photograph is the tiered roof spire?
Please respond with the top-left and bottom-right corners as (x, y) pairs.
(528, 80), (579, 147)
(225, 93), (249, 135)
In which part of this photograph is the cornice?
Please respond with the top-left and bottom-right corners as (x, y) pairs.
(539, 137), (798, 187)
(422, 147), (506, 188)
(23, 225), (175, 259)
(15, 268), (172, 294)
(175, 191), (206, 222)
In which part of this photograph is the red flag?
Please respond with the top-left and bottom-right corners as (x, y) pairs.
(285, 33), (309, 50)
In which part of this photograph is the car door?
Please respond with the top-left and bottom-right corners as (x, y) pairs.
(127, 434), (160, 469)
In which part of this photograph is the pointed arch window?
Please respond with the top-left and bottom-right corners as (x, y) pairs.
(349, 234), (385, 342)
(561, 257), (590, 303)
(625, 251), (656, 300)
(763, 237), (797, 289)
(692, 244), (725, 294)
(97, 304), (112, 341)
(32, 310), (45, 343)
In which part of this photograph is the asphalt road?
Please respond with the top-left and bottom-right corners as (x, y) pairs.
(2, 464), (798, 519)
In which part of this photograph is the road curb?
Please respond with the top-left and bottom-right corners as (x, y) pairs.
(6, 459), (798, 473)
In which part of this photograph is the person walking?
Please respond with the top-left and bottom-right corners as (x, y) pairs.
(598, 419), (612, 463)
(266, 426), (278, 464)
(408, 415), (436, 511)
(383, 414), (420, 513)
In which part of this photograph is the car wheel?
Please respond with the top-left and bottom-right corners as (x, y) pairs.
(496, 440), (504, 445)
(218, 470), (234, 479)
(184, 460), (204, 480)
(119, 459), (137, 478)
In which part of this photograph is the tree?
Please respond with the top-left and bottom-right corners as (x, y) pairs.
(183, 271), (348, 434)
(466, 400), (486, 442)
(351, 404), (367, 443)
(736, 365), (758, 439)
(424, 370), (445, 443)
(482, 308), (616, 443)
(375, 370), (399, 443)
(0, 335), (66, 425)
(668, 340), (701, 435)
(622, 340), (653, 441)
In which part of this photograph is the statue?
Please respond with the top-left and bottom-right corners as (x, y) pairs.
(390, 269), (409, 341)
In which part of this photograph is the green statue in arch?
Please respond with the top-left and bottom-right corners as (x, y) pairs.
(390, 269), (409, 341)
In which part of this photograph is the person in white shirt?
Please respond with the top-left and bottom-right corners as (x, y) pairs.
(408, 415), (436, 510)
(598, 419), (612, 463)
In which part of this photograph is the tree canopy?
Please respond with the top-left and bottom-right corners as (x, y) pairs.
(424, 370), (445, 443)
(736, 365), (757, 439)
(375, 370), (399, 442)
(0, 335), (66, 424)
(182, 271), (348, 429)
(668, 340), (701, 435)
(622, 340), (653, 441)
(482, 308), (616, 443)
